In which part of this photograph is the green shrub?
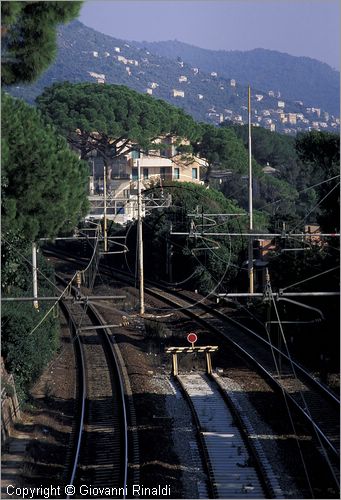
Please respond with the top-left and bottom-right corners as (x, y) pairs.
(2, 292), (59, 398)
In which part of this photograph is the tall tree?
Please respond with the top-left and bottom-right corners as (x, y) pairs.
(295, 131), (340, 232)
(37, 82), (201, 168)
(193, 124), (249, 182)
(1, 1), (82, 85)
(2, 92), (89, 242)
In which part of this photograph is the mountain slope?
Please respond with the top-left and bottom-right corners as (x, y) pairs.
(6, 20), (339, 135)
(132, 40), (340, 116)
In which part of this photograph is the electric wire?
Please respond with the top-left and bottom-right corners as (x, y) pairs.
(281, 266), (340, 292)
(2, 226), (101, 339)
(268, 279), (340, 490)
(255, 174), (340, 213)
(2, 236), (64, 295)
(289, 182), (340, 234)
(264, 276), (315, 497)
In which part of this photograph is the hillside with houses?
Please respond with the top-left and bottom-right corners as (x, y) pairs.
(7, 20), (340, 136)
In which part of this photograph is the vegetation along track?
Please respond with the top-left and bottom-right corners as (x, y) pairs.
(57, 276), (128, 498)
(48, 248), (339, 489)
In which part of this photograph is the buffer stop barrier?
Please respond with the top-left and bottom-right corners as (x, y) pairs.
(165, 346), (218, 376)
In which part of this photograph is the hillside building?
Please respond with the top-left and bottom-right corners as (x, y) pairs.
(86, 137), (204, 224)
(179, 75), (188, 83)
(117, 55), (128, 64)
(88, 71), (106, 84)
(171, 89), (185, 98)
(262, 162), (277, 174)
(287, 113), (297, 125)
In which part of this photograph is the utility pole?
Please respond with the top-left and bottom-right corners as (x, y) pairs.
(248, 85), (254, 294)
(32, 242), (39, 310)
(137, 159), (145, 314)
(103, 164), (108, 252)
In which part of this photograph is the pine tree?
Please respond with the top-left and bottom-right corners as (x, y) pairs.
(2, 92), (89, 241)
(1, 1), (82, 84)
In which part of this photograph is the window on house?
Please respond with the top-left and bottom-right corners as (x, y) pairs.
(160, 167), (166, 180)
(132, 168), (138, 180)
(143, 168), (149, 179)
(192, 168), (198, 179)
(174, 168), (180, 180)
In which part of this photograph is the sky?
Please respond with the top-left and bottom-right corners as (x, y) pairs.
(79, 0), (340, 70)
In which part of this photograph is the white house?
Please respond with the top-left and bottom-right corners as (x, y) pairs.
(171, 89), (185, 98)
(86, 137), (204, 224)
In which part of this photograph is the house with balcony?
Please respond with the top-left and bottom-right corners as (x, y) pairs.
(86, 137), (204, 224)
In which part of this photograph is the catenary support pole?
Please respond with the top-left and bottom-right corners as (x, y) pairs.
(137, 159), (145, 314)
(248, 85), (254, 294)
(32, 242), (39, 310)
(103, 165), (108, 252)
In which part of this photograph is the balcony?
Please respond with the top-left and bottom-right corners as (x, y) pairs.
(131, 157), (172, 168)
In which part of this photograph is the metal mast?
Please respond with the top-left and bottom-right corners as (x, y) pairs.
(103, 165), (108, 252)
(248, 85), (254, 293)
(137, 159), (145, 314)
(32, 242), (39, 310)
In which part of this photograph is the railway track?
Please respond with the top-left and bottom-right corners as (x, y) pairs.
(58, 279), (128, 498)
(177, 372), (283, 499)
(47, 247), (340, 491)
(143, 283), (340, 473)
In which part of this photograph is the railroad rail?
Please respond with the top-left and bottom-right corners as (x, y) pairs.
(176, 372), (283, 498)
(57, 277), (128, 498)
(46, 248), (340, 487)
(144, 284), (340, 465)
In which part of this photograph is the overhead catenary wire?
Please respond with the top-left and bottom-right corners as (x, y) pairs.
(280, 266), (340, 292)
(289, 182), (340, 234)
(264, 271), (315, 497)
(267, 272), (340, 490)
(2, 236), (63, 294)
(255, 174), (340, 213)
(2, 225), (101, 338)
